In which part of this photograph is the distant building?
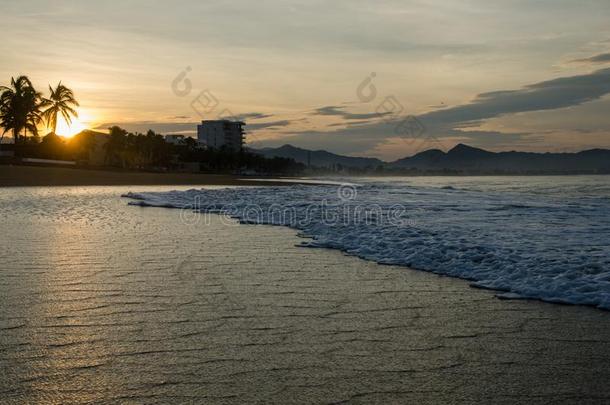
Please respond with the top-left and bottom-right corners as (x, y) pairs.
(197, 120), (245, 151)
(165, 134), (186, 145)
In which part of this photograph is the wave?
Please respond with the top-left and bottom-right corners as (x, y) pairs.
(484, 203), (537, 211)
(122, 183), (610, 310)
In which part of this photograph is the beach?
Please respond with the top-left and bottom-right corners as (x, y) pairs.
(0, 165), (292, 187)
(1, 186), (609, 404)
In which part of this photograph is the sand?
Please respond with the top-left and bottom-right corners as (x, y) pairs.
(0, 164), (294, 187)
(1, 186), (609, 404)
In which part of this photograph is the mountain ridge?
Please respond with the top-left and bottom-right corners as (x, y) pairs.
(253, 144), (384, 169)
(251, 143), (610, 174)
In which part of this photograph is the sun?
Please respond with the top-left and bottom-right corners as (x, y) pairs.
(55, 110), (90, 137)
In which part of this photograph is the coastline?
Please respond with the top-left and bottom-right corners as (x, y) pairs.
(0, 164), (296, 187)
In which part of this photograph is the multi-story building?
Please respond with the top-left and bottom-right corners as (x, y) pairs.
(196, 120), (245, 151)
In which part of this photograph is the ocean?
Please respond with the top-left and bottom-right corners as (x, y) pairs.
(125, 175), (610, 309)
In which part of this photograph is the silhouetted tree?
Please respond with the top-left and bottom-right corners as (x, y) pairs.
(0, 76), (44, 144)
(104, 126), (129, 167)
(103, 127), (173, 169)
(41, 82), (79, 134)
(183, 136), (199, 151)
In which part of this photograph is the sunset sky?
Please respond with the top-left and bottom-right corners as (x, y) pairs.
(2, 0), (610, 160)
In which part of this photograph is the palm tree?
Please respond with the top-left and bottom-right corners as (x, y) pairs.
(104, 126), (129, 167)
(0, 76), (44, 144)
(42, 82), (79, 135)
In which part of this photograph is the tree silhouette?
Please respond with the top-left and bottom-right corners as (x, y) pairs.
(0, 76), (44, 144)
(41, 82), (79, 134)
(104, 126), (129, 167)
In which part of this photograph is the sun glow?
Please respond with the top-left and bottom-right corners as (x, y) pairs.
(55, 110), (91, 137)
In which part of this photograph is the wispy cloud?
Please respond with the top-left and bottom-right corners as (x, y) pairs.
(570, 52), (610, 64)
(96, 116), (295, 135)
(95, 67), (610, 158)
(95, 121), (198, 135)
(247, 119), (294, 130)
(234, 112), (274, 120)
(418, 67), (610, 128)
(261, 68), (610, 158)
(312, 105), (389, 120)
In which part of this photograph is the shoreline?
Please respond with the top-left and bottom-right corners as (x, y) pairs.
(0, 164), (297, 187)
(130, 194), (609, 312)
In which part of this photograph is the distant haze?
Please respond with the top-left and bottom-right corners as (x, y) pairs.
(3, 1), (610, 159)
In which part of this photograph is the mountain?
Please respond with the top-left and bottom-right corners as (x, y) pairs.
(252, 143), (610, 174)
(251, 144), (383, 169)
(390, 144), (494, 170)
(390, 143), (610, 173)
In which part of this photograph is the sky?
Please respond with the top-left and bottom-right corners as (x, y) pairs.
(2, 0), (610, 160)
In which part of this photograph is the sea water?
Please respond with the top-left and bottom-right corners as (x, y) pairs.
(124, 175), (610, 309)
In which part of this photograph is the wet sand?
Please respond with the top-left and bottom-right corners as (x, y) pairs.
(1, 186), (609, 404)
(0, 164), (293, 187)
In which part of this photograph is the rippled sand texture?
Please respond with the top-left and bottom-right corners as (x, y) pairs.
(1, 187), (610, 404)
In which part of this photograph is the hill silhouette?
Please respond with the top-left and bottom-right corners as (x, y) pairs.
(253, 144), (383, 169)
(254, 143), (610, 174)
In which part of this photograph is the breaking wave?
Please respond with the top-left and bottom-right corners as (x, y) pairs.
(123, 177), (610, 309)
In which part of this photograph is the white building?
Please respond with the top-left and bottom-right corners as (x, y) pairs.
(197, 120), (245, 151)
(165, 134), (186, 145)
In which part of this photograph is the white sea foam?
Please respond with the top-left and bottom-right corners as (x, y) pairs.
(123, 176), (610, 309)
